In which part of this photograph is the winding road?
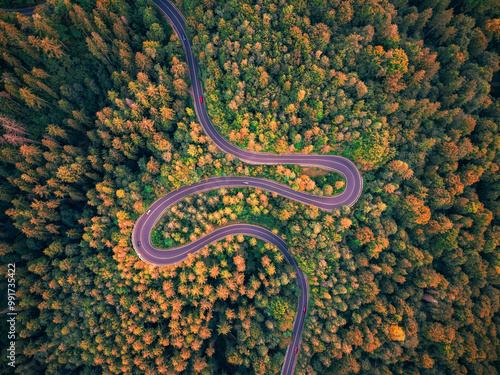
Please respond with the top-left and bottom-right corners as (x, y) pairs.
(0, 5), (38, 15)
(133, 1), (363, 373)
(3, 1), (362, 374)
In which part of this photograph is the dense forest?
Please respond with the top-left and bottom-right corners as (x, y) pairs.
(1, 0), (499, 374)
(0, 1), (43, 9)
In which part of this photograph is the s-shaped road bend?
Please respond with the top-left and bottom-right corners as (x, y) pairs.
(2, 0), (362, 373)
(0, 5), (38, 15)
(132, 1), (363, 374)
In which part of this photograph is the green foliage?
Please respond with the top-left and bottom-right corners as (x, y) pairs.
(0, 0), (41, 7)
(269, 296), (290, 321)
(351, 129), (390, 167)
(1, 0), (500, 374)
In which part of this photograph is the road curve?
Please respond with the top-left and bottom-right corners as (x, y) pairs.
(133, 0), (364, 374)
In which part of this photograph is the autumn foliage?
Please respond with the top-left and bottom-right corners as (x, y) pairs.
(1, 0), (500, 374)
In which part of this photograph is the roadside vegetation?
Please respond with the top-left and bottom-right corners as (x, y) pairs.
(180, 0), (500, 371)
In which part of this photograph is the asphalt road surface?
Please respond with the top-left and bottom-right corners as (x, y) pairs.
(133, 1), (363, 373)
